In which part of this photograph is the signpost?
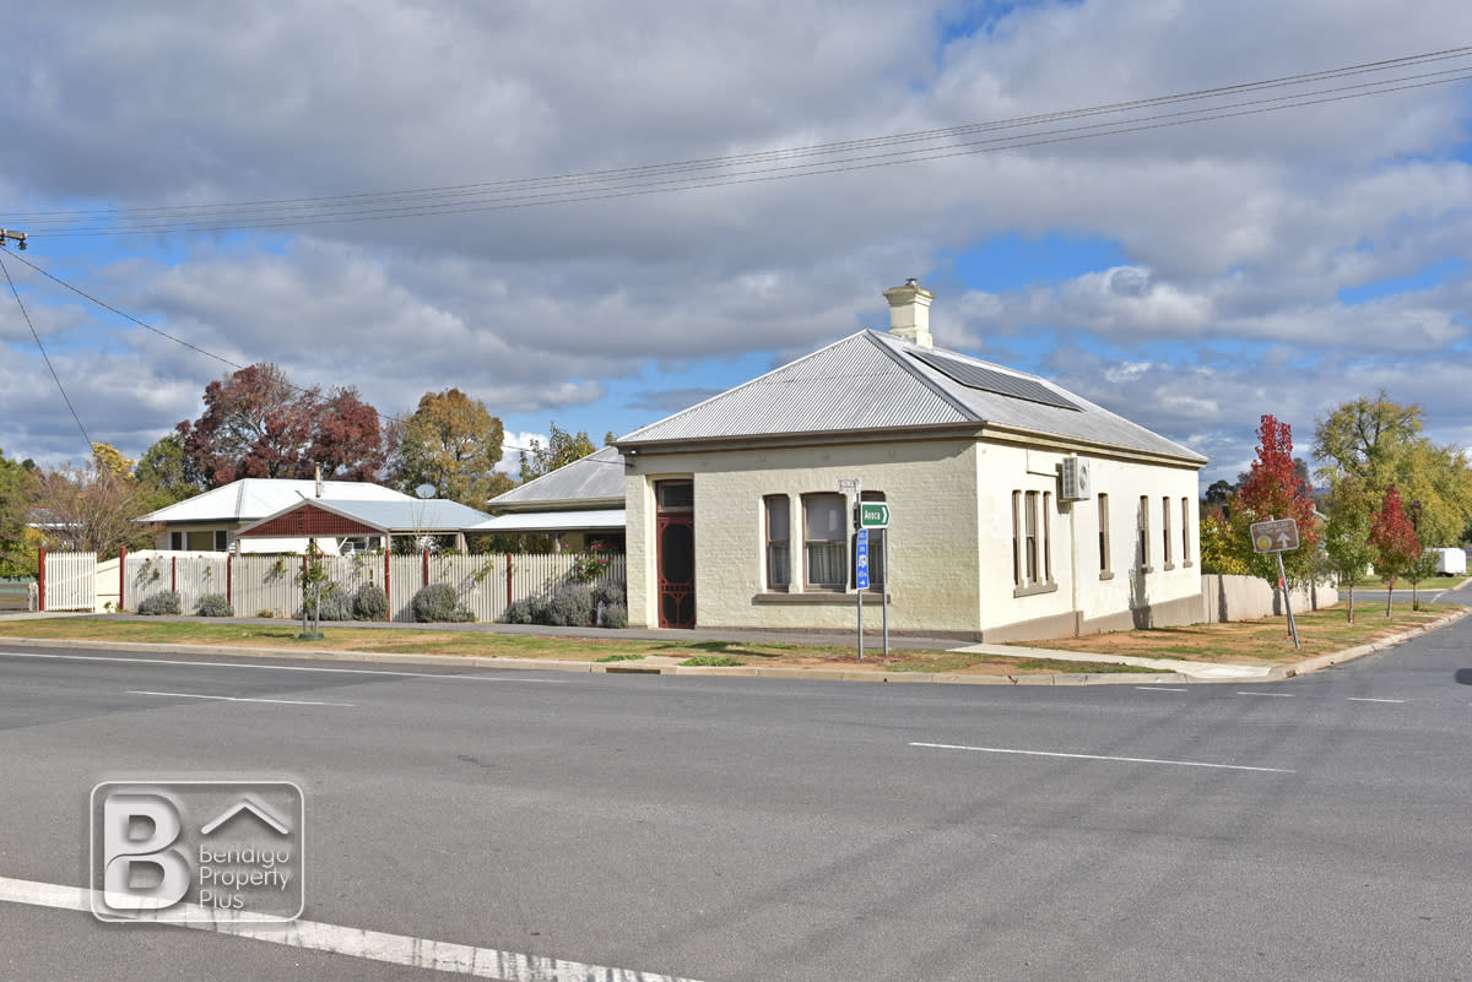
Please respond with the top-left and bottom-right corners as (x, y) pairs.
(1249, 517), (1301, 649)
(858, 502), (890, 657)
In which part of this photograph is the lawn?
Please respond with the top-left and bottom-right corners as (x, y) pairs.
(1351, 575), (1466, 590)
(0, 617), (1157, 677)
(1019, 602), (1454, 665)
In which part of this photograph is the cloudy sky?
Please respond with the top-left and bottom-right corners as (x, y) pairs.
(1, 1), (1470, 482)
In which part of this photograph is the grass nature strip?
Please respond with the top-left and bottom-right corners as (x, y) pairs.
(0, 617), (1157, 677)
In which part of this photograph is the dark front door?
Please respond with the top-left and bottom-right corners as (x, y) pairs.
(655, 480), (695, 628)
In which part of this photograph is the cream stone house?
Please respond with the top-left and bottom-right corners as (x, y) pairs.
(613, 280), (1207, 641)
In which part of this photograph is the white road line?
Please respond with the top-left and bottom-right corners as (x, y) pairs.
(910, 741), (1294, 774)
(1236, 691), (1294, 698)
(0, 875), (705, 982)
(0, 650), (565, 683)
(1134, 686), (1187, 692)
(128, 690), (355, 708)
(1346, 697), (1407, 704)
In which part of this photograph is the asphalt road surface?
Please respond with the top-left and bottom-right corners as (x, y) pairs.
(2, 587), (1470, 981)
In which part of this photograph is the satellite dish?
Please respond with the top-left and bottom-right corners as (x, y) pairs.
(414, 483), (436, 499)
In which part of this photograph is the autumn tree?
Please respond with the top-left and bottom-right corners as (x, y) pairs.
(1231, 414), (1320, 588)
(519, 424), (596, 483)
(37, 456), (157, 558)
(177, 363), (384, 486)
(1369, 485), (1420, 615)
(390, 388), (505, 506)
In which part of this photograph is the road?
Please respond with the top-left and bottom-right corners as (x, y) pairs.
(1, 585), (1470, 981)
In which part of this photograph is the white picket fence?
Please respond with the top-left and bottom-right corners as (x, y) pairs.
(117, 550), (624, 622)
(41, 551), (96, 611)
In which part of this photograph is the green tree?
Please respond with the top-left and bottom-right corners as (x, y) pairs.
(134, 431), (200, 506)
(604, 431), (618, 447)
(0, 448), (40, 577)
(391, 388), (505, 506)
(518, 424), (596, 483)
(1199, 511), (1248, 574)
(1323, 496), (1374, 623)
(1314, 392), (1472, 548)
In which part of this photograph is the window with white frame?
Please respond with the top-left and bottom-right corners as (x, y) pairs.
(764, 495), (790, 591)
(803, 493), (847, 590)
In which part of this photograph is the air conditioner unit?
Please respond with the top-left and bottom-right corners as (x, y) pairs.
(1060, 456), (1092, 500)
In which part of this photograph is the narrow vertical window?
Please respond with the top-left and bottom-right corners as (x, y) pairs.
(1181, 497), (1191, 565)
(1098, 493), (1111, 574)
(1042, 492), (1053, 583)
(1011, 491), (1022, 586)
(1138, 495), (1150, 569)
(1162, 495), (1172, 566)
(170, 531), (183, 550)
(803, 493), (847, 590)
(214, 530), (228, 552)
(1025, 491), (1039, 584)
(764, 495), (790, 591)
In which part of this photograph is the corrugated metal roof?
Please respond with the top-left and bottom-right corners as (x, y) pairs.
(617, 331), (1205, 464)
(488, 446), (626, 509)
(305, 498), (493, 531)
(617, 333), (972, 444)
(472, 508), (625, 532)
(137, 479), (413, 524)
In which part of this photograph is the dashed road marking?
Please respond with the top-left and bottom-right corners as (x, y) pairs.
(1135, 686), (1188, 692)
(1236, 691), (1293, 698)
(910, 741), (1293, 774)
(1346, 697), (1406, 704)
(128, 689), (355, 707)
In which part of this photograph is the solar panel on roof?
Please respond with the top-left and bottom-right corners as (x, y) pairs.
(907, 349), (1081, 411)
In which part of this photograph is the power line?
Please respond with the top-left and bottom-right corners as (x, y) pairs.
(0, 250), (94, 455)
(0, 248), (622, 463)
(8, 46), (1472, 237)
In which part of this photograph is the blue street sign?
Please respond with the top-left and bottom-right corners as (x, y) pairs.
(855, 528), (870, 590)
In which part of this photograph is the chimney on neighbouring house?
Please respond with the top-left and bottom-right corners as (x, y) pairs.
(314, 464), (322, 499)
(883, 278), (933, 348)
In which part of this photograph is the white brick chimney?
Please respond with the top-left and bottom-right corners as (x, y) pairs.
(883, 278), (933, 348)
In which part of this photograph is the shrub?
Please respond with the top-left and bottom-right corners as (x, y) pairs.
(299, 584), (352, 622)
(601, 602), (628, 629)
(591, 580), (626, 610)
(137, 591), (182, 616)
(412, 583), (475, 623)
(256, 609), (275, 619)
(503, 597), (538, 624)
(196, 593), (233, 617)
(351, 583), (389, 621)
(546, 583), (595, 627)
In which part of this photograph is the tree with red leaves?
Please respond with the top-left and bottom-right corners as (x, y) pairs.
(1232, 414), (1320, 587)
(1369, 485), (1420, 615)
(178, 363), (385, 487)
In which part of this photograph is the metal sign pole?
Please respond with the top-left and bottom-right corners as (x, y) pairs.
(857, 570), (864, 661)
(881, 529), (889, 658)
(1276, 551), (1300, 649)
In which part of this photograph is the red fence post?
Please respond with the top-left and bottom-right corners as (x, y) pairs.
(37, 546), (46, 612)
(383, 550), (392, 622)
(505, 553), (512, 610)
(171, 556), (177, 594)
(422, 548), (429, 588)
(118, 547), (126, 612)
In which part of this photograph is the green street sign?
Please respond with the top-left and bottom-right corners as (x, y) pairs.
(859, 502), (890, 529)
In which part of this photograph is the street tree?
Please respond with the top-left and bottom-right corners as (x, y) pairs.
(0, 448), (40, 577)
(1323, 498), (1374, 623)
(1232, 414), (1320, 588)
(134, 431), (200, 506)
(1369, 485), (1420, 615)
(390, 388), (505, 506)
(518, 424), (596, 483)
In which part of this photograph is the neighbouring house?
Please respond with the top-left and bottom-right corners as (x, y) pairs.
(610, 279), (1207, 641)
(477, 446), (627, 552)
(234, 497), (494, 553)
(135, 478), (416, 554)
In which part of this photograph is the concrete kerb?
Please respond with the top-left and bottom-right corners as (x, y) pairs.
(1270, 606), (1469, 680)
(0, 633), (1191, 687)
